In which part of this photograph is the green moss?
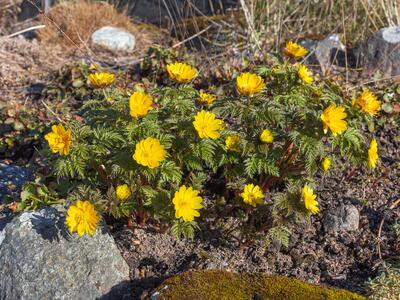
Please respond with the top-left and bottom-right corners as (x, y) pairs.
(152, 270), (365, 300)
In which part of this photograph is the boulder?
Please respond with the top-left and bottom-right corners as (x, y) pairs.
(0, 206), (131, 300)
(300, 34), (347, 74)
(355, 26), (400, 78)
(323, 204), (360, 234)
(91, 26), (136, 53)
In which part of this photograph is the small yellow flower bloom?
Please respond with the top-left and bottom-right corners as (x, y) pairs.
(368, 138), (378, 169)
(302, 185), (319, 215)
(129, 91), (153, 118)
(321, 104), (347, 135)
(236, 72), (265, 96)
(260, 129), (274, 143)
(66, 200), (100, 236)
(88, 72), (115, 88)
(353, 90), (381, 116)
(321, 157), (332, 172)
(193, 110), (224, 139)
(116, 184), (131, 201)
(298, 64), (313, 84)
(44, 124), (72, 156)
(133, 137), (166, 169)
(166, 62), (198, 84)
(173, 185), (203, 222)
(284, 41), (308, 59)
(225, 135), (241, 152)
(198, 92), (216, 105)
(240, 184), (264, 207)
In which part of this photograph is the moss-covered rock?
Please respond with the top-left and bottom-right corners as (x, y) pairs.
(151, 270), (365, 300)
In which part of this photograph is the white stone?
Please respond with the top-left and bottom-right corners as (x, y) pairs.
(91, 26), (136, 53)
(382, 26), (400, 43)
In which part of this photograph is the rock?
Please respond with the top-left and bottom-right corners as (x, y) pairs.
(24, 83), (46, 95)
(323, 204), (360, 234)
(91, 26), (136, 53)
(354, 26), (400, 78)
(150, 270), (365, 299)
(0, 163), (31, 204)
(0, 206), (131, 300)
(300, 34), (347, 74)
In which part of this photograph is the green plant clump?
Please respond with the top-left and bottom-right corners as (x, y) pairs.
(367, 265), (400, 300)
(35, 55), (380, 241)
(151, 270), (366, 300)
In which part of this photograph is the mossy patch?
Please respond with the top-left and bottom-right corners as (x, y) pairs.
(151, 270), (365, 300)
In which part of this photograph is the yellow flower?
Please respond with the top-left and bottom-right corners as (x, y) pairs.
(44, 124), (72, 156)
(284, 41), (308, 59)
(88, 72), (115, 88)
(129, 91), (153, 118)
(193, 110), (224, 139)
(368, 138), (378, 169)
(353, 90), (381, 116)
(298, 64), (313, 84)
(166, 62), (198, 84)
(133, 137), (166, 169)
(321, 157), (332, 172)
(225, 135), (241, 152)
(240, 184), (264, 207)
(302, 185), (319, 215)
(66, 200), (100, 237)
(198, 92), (216, 105)
(173, 185), (203, 222)
(260, 129), (274, 143)
(321, 104), (347, 135)
(116, 184), (131, 201)
(236, 72), (265, 96)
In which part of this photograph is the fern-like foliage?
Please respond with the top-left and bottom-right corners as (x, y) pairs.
(38, 60), (376, 244)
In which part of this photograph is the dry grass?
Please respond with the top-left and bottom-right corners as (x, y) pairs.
(0, 36), (67, 102)
(0, 0), (22, 35)
(37, 0), (167, 55)
(242, 0), (400, 49)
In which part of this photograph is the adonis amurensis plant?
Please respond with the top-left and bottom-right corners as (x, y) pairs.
(36, 42), (381, 243)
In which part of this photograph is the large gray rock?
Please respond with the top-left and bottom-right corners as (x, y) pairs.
(355, 26), (400, 78)
(323, 204), (360, 234)
(91, 26), (136, 53)
(0, 163), (31, 204)
(0, 206), (131, 300)
(300, 34), (346, 74)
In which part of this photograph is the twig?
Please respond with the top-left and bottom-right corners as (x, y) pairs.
(171, 25), (212, 48)
(4, 25), (46, 38)
(40, 99), (64, 124)
(376, 199), (400, 262)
